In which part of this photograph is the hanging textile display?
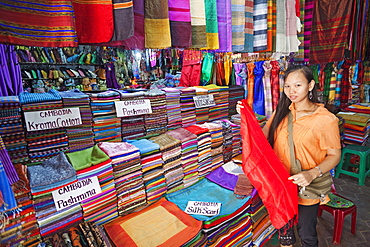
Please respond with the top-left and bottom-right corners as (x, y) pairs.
(240, 101), (298, 230)
(168, 0), (192, 47)
(121, 0), (145, 49)
(0, 45), (23, 97)
(309, 0), (354, 63)
(179, 50), (202, 87)
(110, 0), (134, 42)
(285, 0), (300, 52)
(204, 0), (220, 50)
(303, 0), (314, 62)
(253, 0), (268, 52)
(246, 62), (256, 107)
(231, 0), (246, 51)
(72, 0), (114, 44)
(189, 0), (207, 48)
(270, 60), (280, 111)
(295, 0), (305, 61)
(253, 61), (266, 116)
(263, 61), (273, 118)
(275, 0), (286, 52)
(144, 0), (172, 49)
(216, 0), (232, 52)
(201, 52), (215, 86)
(0, 0), (77, 47)
(244, 0), (254, 52)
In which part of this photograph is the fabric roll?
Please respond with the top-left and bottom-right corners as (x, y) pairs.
(0, 0), (77, 47)
(168, 0), (192, 47)
(190, 0), (207, 48)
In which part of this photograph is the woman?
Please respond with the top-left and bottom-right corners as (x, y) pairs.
(237, 65), (341, 247)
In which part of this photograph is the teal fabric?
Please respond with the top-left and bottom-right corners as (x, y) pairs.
(326, 193), (354, 208)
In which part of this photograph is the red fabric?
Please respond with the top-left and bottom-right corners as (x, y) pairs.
(240, 100), (298, 230)
(270, 61), (280, 111)
(184, 125), (209, 135)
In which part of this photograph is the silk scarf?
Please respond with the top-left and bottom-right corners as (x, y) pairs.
(253, 0), (268, 52)
(121, 0), (145, 49)
(244, 0), (254, 52)
(204, 0), (220, 49)
(231, 0), (246, 51)
(190, 0), (207, 48)
(168, 0), (192, 47)
(110, 0), (134, 42)
(253, 61), (265, 115)
(216, 0), (232, 51)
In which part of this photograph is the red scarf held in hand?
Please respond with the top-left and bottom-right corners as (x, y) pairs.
(240, 100), (298, 230)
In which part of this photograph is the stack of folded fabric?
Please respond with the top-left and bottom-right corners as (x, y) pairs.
(192, 87), (210, 124)
(184, 125), (213, 178)
(214, 120), (233, 163)
(127, 139), (167, 204)
(179, 87), (197, 127)
(98, 142), (146, 215)
(144, 89), (168, 136)
(204, 85), (229, 122)
(19, 89), (69, 163)
(255, 113), (267, 128)
(199, 122), (224, 171)
(167, 128), (199, 187)
(336, 111), (370, 145)
(204, 86), (220, 122)
(150, 133), (184, 193)
(162, 88), (182, 130)
(87, 90), (121, 143)
(27, 153), (83, 238)
(66, 145), (118, 225)
(228, 85), (245, 117)
(223, 119), (242, 157)
(59, 89), (94, 152)
(0, 96), (28, 164)
(119, 91), (146, 140)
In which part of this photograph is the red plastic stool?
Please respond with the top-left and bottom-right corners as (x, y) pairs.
(317, 192), (356, 245)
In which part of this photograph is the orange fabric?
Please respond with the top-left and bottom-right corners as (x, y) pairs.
(247, 62), (256, 107)
(266, 103), (341, 205)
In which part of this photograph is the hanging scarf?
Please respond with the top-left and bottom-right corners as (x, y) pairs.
(240, 101), (298, 230)
(303, 0), (314, 62)
(263, 61), (273, 118)
(121, 0), (145, 49)
(246, 62), (255, 107)
(295, 0), (306, 61)
(144, 0), (171, 48)
(275, 0), (286, 52)
(334, 61), (344, 106)
(253, 0), (268, 52)
(231, 0), (246, 51)
(216, 0), (232, 52)
(0, 0), (77, 47)
(0, 136), (19, 185)
(223, 53), (233, 85)
(252, 61), (265, 115)
(270, 60), (280, 111)
(285, 0), (300, 52)
(243, 0), (254, 52)
(328, 63), (337, 103)
(190, 0), (207, 48)
(340, 59), (352, 108)
(0, 161), (17, 212)
(323, 62), (334, 103)
(168, 0), (192, 47)
(72, 0), (114, 43)
(0, 45), (23, 96)
(216, 57), (226, 86)
(204, 0), (220, 49)
(201, 52), (215, 86)
(109, 0), (134, 42)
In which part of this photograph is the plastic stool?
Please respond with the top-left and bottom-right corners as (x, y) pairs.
(318, 193), (357, 245)
(335, 144), (370, 186)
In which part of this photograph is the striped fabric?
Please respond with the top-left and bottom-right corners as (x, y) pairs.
(295, 0), (305, 61)
(110, 0), (134, 41)
(168, 0), (192, 47)
(244, 0), (254, 52)
(144, 0), (171, 48)
(72, 0), (114, 43)
(270, 60), (280, 111)
(253, 0), (268, 52)
(204, 0), (220, 49)
(190, 0), (207, 48)
(216, 0), (232, 52)
(263, 61), (273, 118)
(329, 64), (338, 103)
(275, 0), (286, 52)
(231, 0), (246, 51)
(0, 0), (77, 47)
(309, 0), (354, 63)
(303, 0), (314, 62)
(121, 0), (145, 49)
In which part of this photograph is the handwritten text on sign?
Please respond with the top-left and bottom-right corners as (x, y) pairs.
(115, 99), (152, 117)
(52, 176), (102, 211)
(193, 95), (216, 108)
(24, 108), (82, 132)
(185, 201), (221, 216)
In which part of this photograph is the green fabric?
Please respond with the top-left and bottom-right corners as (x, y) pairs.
(310, 64), (319, 86)
(201, 53), (214, 85)
(66, 145), (110, 171)
(326, 192), (354, 208)
(204, 0), (218, 33)
(323, 62), (334, 102)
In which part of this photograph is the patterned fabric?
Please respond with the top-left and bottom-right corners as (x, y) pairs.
(275, 0), (286, 52)
(244, 0), (254, 52)
(263, 61), (273, 118)
(231, 0), (246, 51)
(0, 136), (18, 184)
(204, 0), (220, 49)
(309, 0), (354, 63)
(168, 0), (192, 47)
(303, 0), (314, 62)
(253, 0), (268, 51)
(144, 0), (171, 48)
(285, 0), (300, 52)
(270, 60), (280, 111)
(72, 0), (114, 43)
(216, 0), (232, 52)
(0, 0), (77, 47)
(340, 59), (352, 108)
(190, 0), (207, 48)
(110, 0), (134, 41)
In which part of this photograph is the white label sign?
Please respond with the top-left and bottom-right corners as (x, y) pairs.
(52, 176), (102, 211)
(115, 99), (152, 117)
(24, 108), (82, 132)
(193, 95), (216, 108)
(185, 201), (221, 216)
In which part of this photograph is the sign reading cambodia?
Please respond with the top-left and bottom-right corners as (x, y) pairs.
(185, 201), (221, 216)
(115, 99), (152, 117)
(52, 176), (102, 211)
(24, 108), (82, 132)
(193, 95), (216, 108)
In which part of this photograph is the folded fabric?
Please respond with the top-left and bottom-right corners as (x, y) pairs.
(126, 139), (160, 155)
(66, 145), (110, 171)
(19, 89), (62, 104)
(234, 174), (254, 198)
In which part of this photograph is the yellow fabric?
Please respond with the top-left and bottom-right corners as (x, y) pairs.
(223, 53), (232, 85)
(206, 33), (219, 50)
(266, 103), (341, 205)
(144, 19), (171, 48)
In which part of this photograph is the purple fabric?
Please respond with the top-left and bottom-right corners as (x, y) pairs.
(110, 0), (134, 41)
(121, 0), (145, 49)
(206, 166), (238, 191)
(104, 63), (121, 89)
(0, 44), (23, 96)
(216, 0), (232, 52)
(168, 0), (192, 47)
(0, 136), (19, 185)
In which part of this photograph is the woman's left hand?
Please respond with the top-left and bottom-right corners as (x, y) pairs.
(288, 170), (317, 187)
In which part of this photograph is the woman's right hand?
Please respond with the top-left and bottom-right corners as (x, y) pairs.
(236, 101), (243, 114)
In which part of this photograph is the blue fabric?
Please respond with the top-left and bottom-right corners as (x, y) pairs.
(127, 139), (160, 154)
(165, 178), (251, 221)
(19, 89), (61, 104)
(252, 61), (265, 115)
(58, 89), (89, 99)
(0, 161), (17, 212)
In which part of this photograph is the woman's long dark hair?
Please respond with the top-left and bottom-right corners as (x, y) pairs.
(267, 65), (318, 148)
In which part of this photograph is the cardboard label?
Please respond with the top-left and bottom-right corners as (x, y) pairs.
(24, 108), (82, 132)
(115, 99), (152, 117)
(193, 95), (216, 108)
(184, 201), (221, 216)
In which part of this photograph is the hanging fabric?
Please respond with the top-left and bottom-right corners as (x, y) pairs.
(110, 0), (134, 42)
(0, 136), (19, 185)
(120, 0), (145, 49)
(328, 63), (338, 103)
(231, 0), (246, 51)
(309, 0), (355, 63)
(323, 62), (334, 103)
(201, 52), (215, 86)
(243, 0), (254, 52)
(0, 0), (77, 47)
(253, 0), (268, 52)
(204, 0), (220, 50)
(180, 50), (202, 87)
(189, 0), (207, 48)
(168, 0), (192, 47)
(216, 56), (226, 86)
(0, 45), (23, 96)
(216, 0), (232, 52)
(223, 53), (233, 85)
(0, 161), (17, 212)
(334, 61), (344, 107)
(262, 61), (273, 118)
(144, 0), (172, 49)
(72, 0), (114, 43)
(253, 61), (265, 115)
(275, 0), (286, 52)
(246, 62), (256, 107)
(240, 101), (298, 230)
(295, 0), (305, 61)
(285, 0), (300, 52)
(340, 59), (353, 108)
(270, 60), (280, 111)
(303, 0), (314, 62)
